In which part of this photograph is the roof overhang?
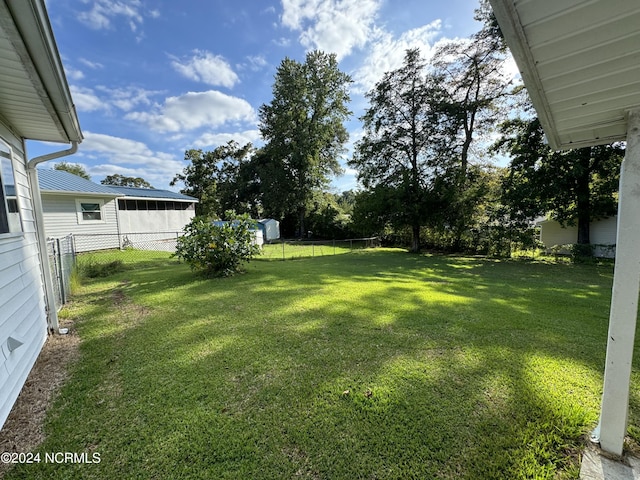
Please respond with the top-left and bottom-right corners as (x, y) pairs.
(40, 190), (120, 198)
(121, 196), (197, 202)
(0, 0), (82, 143)
(489, 0), (640, 150)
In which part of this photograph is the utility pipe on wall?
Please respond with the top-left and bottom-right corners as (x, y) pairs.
(27, 141), (78, 334)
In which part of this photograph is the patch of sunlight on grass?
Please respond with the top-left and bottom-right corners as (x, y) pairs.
(491, 296), (533, 314)
(291, 319), (325, 333)
(174, 335), (239, 364)
(524, 353), (601, 422)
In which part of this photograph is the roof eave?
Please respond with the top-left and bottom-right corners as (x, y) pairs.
(489, 0), (562, 150)
(4, 0), (82, 144)
(40, 190), (120, 198)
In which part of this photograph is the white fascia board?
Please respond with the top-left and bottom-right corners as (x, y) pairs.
(488, 0), (562, 150)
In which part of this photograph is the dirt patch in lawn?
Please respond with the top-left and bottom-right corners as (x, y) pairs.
(0, 317), (80, 478)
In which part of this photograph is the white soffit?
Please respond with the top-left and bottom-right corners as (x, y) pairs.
(489, 0), (640, 150)
(0, 0), (82, 143)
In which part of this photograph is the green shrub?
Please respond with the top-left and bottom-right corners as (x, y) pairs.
(174, 212), (261, 277)
(78, 259), (126, 278)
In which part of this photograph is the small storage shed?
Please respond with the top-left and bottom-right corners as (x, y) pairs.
(212, 220), (264, 246)
(0, 0), (83, 429)
(258, 218), (280, 242)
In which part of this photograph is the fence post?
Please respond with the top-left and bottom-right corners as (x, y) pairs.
(56, 238), (66, 305)
(350, 239), (353, 251)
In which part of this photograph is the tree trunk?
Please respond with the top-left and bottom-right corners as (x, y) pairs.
(576, 148), (592, 245)
(411, 224), (421, 253)
(298, 208), (306, 238)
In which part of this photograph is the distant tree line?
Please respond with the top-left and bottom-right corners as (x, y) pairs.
(171, 0), (624, 254)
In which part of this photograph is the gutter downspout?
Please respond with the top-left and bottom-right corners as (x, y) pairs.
(27, 141), (79, 334)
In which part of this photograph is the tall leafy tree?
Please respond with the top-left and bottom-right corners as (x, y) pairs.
(101, 174), (153, 188)
(53, 161), (90, 180)
(258, 50), (351, 237)
(349, 48), (452, 252)
(495, 117), (624, 244)
(431, 2), (517, 249)
(171, 141), (255, 218)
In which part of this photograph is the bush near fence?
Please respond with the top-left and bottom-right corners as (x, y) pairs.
(46, 234), (380, 301)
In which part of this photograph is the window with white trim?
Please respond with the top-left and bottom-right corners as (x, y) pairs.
(0, 139), (23, 235)
(76, 199), (104, 223)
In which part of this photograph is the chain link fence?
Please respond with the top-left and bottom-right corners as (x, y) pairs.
(46, 234), (380, 296)
(70, 233), (380, 263)
(46, 234), (75, 310)
(261, 237), (380, 260)
(73, 231), (183, 253)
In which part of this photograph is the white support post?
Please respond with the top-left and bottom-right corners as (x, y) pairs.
(596, 108), (640, 455)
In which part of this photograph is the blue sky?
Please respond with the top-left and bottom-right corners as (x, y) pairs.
(33, 0), (488, 192)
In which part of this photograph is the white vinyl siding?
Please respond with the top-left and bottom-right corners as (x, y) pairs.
(41, 193), (118, 238)
(539, 216), (618, 258)
(0, 122), (48, 429)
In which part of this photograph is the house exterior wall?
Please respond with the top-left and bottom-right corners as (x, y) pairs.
(117, 206), (195, 233)
(539, 217), (618, 257)
(539, 221), (578, 248)
(0, 122), (48, 429)
(41, 193), (120, 251)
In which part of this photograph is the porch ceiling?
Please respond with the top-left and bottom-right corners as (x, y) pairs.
(489, 0), (640, 150)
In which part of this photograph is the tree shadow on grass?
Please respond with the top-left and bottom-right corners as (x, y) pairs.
(10, 250), (627, 479)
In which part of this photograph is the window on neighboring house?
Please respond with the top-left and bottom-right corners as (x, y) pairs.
(0, 139), (23, 235)
(76, 199), (104, 223)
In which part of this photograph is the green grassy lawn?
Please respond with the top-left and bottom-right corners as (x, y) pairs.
(7, 248), (636, 479)
(259, 239), (370, 260)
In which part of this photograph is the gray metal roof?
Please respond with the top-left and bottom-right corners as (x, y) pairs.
(489, 0), (640, 150)
(37, 169), (118, 196)
(36, 170), (198, 202)
(107, 185), (197, 202)
(0, 0), (82, 143)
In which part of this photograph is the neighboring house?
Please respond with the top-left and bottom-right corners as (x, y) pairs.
(37, 170), (198, 251)
(110, 185), (196, 234)
(0, 0), (83, 429)
(537, 216), (617, 257)
(258, 218), (280, 242)
(38, 169), (120, 239)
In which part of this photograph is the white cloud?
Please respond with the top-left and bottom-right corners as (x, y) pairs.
(125, 90), (256, 133)
(78, 0), (144, 32)
(281, 0), (381, 60)
(171, 50), (239, 88)
(353, 21), (443, 94)
(71, 84), (163, 113)
(96, 86), (163, 112)
(81, 131), (153, 157)
(79, 58), (104, 69)
(193, 130), (262, 149)
(66, 68), (85, 81)
(79, 131), (186, 188)
(245, 55), (268, 71)
(70, 85), (108, 112)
